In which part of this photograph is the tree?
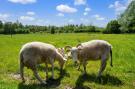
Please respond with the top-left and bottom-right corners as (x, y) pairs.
(3, 22), (15, 35)
(87, 25), (96, 32)
(0, 20), (3, 29)
(50, 26), (55, 34)
(104, 20), (121, 34)
(118, 0), (135, 33)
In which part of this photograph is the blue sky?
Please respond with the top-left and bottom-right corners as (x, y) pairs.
(0, 0), (132, 27)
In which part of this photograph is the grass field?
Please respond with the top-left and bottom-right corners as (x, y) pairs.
(0, 33), (135, 89)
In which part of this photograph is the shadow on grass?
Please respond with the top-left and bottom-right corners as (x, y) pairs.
(37, 65), (60, 72)
(74, 73), (123, 89)
(18, 69), (69, 89)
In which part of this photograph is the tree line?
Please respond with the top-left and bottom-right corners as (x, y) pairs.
(0, 20), (102, 34)
(103, 0), (135, 34)
(0, 1), (134, 34)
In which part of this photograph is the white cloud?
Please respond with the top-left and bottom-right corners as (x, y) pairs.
(68, 19), (74, 23)
(85, 7), (91, 12)
(83, 12), (88, 16)
(56, 4), (77, 13)
(57, 13), (64, 17)
(83, 7), (91, 16)
(128, 0), (133, 4)
(27, 11), (35, 15)
(108, 4), (114, 8)
(0, 13), (10, 20)
(108, 1), (127, 15)
(20, 16), (35, 21)
(93, 14), (105, 21)
(74, 0), (86, 5)
(80, 18), (89, 23)
(35, 19), (50, 26)
(19, 18), (50, 26)
(8, 0), (36, 4)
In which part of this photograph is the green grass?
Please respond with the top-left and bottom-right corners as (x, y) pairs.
(0, 33), (135, 89)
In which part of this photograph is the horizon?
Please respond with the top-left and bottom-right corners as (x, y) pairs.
(0, 0), (132, 27)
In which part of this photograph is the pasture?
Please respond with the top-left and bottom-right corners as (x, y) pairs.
(0, 33), (135, 89)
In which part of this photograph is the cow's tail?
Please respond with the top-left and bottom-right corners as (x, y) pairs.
(110, 46), (113, 67)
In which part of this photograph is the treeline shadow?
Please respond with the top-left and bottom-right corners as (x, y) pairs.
(18, 69), (69, 89)
(74, 73), (123, 89)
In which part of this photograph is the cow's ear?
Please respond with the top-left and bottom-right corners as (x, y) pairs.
(64, 45), (72, 52)
(78, 47), (83, 50)
(66, 49), (71, 52)
(77, 44), (83, 50)
(76, 43), (82, 48)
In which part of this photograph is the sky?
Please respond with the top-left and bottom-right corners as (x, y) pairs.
(0, 0), (133, 27)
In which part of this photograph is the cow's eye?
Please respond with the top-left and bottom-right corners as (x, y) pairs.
(71, 51), (73, 55)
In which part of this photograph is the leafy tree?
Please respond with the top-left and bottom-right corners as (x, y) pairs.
(104, 20), (121, 34)
(0, 20), (3, 29)
(118, 0), (135, 33)
(87, 25), (96, 32)
(0, 20), (104, 34)
(3, 22), (15, 34)
(50, 26), (55, 34)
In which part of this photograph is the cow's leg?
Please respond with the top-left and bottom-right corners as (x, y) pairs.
(20, 60), (25, 83)
(97, 57), (107, 77)
(50, 58), (54, 79)
(44, 62), (48, 79)
(83, 60), (87, 74)
(77, 62), (81, 71)
(32, 67), (46, 84)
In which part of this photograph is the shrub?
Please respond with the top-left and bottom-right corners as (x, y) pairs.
(103, 20), (121, 34)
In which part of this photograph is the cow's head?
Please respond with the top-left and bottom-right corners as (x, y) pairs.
(64, 44), (83, 65)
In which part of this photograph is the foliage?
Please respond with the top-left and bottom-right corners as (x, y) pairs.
(0, 20), (103, 34)
(50, 26), (55, 34)
(0, 1), (135, 34)
(0, 20), (3, 29)
(103, 20), (121, 34)
(15, 28), (30, 34)
(118, 0), (135, 33)
(3, 22), (16, 34)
